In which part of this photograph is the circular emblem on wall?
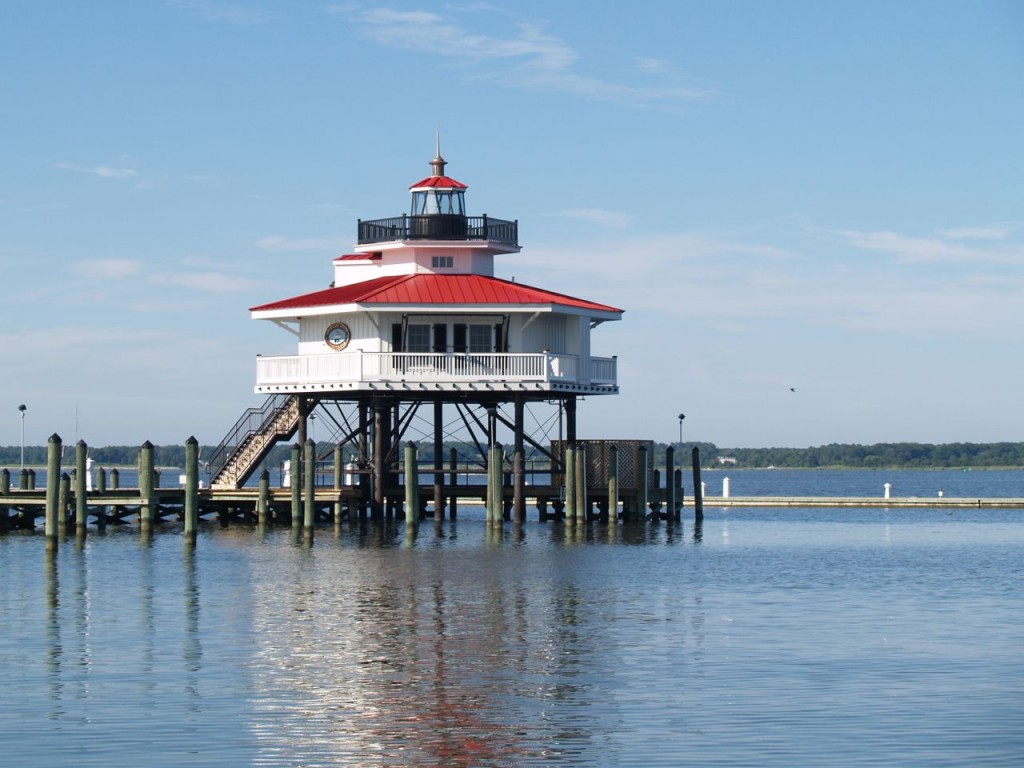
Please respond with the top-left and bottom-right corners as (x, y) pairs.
(324, 322), (351, 351)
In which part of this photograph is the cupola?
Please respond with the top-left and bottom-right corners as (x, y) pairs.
(407, 139), (468, 238)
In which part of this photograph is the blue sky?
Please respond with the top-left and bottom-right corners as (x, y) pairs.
(2, 0), (1022, 449)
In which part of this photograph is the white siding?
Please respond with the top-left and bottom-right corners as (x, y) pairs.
(520, 314), (567, 353)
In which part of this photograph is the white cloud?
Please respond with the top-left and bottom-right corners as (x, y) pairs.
(53, 162), (139, 179)
(70, 259), (142, 279)
(516, 227), (1024, 340)
(835, 228), (1024, 265)
(256, 235), (349, 252)
(151, 271), (254, 293)
(939, 226), (1010, 241)
(331, 6), (714, 105)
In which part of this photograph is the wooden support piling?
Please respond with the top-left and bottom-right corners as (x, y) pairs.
(58, 473), (70, 537)
(75, 440), (87, 535)
(333, 443), (343, 527)
(184, 436), (199, 545)
(513, 395), (525, 524)
(290, 443), (301, 528)
(95, 467), (107, 530)
(608, 444), (619, 525)
(574, 442), (587, 523)
(257, 469), (270, 526)
(691, 446), (704, 524)
(433, 401), (444, 522)
(637, 445), (649, 523)
(448, 447), (458, 520)
(665, 445), (675, 522)
(303, 438), (315, 534)
(0, 468), (9, 533)
(139, 441), (154, 532)
(404, 441), (418, 525)
(45, 434), (61, 553)
(564, 444), (576, 524)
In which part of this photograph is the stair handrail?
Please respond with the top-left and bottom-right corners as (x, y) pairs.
(206, 394), (296, 481)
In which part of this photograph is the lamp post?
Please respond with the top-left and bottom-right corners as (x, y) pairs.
(18, 404), (27, 471)
(678, 413), (685, 450)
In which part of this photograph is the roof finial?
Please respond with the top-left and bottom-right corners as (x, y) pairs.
(430, 129), (446, 177)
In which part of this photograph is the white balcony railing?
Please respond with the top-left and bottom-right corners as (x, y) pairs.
(255, 352), (617, 389)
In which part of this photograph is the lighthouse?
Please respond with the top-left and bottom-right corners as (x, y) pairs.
(210, 146), (623, 521)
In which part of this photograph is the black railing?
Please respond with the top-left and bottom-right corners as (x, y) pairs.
(206, 394), (295, 482)
(357, 214), (518, 245)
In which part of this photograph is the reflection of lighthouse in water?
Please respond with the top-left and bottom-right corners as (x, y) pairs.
(245, 544), (599, 765)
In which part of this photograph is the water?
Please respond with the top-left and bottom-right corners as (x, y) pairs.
(1, 471), (1022, 766)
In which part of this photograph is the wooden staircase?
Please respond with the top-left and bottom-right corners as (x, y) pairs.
(207, 395), (301, 489)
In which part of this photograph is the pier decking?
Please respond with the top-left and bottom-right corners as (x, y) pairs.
(4, 483), (1022, 534)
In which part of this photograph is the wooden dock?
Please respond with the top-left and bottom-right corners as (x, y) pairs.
(3, 484), (1023, 533)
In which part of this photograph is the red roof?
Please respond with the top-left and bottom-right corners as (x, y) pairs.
(409, 175), (467, 190)
(334, 253), (381, 262)
(251, 273), (622, 315)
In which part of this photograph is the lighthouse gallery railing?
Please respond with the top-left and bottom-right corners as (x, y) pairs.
(357, 215), (518, 245)
(255, 352), (617, 387)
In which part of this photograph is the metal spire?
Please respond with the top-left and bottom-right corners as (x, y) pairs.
(429, 129), (446, 177)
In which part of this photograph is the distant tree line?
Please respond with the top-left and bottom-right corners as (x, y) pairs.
(2, 441), (1023, 469)
(683, 442), (1024, 469)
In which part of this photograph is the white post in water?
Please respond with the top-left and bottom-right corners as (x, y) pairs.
(884, 482), (891, 499)
(723, 477), (730, 498)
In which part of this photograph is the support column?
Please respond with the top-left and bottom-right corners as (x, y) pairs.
(358, 400), (370, 519)
(564, 444), (576, 525)
(296, 396), (309, 448)
(574, 442), (587, 523)
(139, 440), (154, 533)
(333, 443), (343, 528)
(565, 396), (577, 443)
(258, 469), (270, 526)
(95, 467), (106, 530)
(0, 468), (8, 533)
(303, 438), (315, 536)
(512, 395), (526, 524)
(608, 444), (619, 525)
(665, 445), (675, 523)
(290, 442), (302, 528)
(45, 433), (61, 553)
(372, 400), (385, 519)
(75, 440), (88, 536)
(58, 473), (70, 536)
(448, 447), (458, 520)
(692, 446), (704, 526)
(184, 436), (199, 546)
(433, 400), (444, 522)
(634, 444), (651, 524)
(404, 441), (418, 525)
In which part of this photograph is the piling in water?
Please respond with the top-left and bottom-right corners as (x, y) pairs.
(139, 441), (154, 532)
(303, 439), (315, 534)
(608, 444), (619, 525)
(45, 434), (61, 553)
(692, 447), (704, 524)
(75, 441), (87, 535)
(290, 443), (301, 528)
(184, 436), (199, 545)
(404, 441), (418, 525)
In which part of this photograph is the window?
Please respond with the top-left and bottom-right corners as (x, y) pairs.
(469, 324), (492, 353)
(431, 255), (454, 269)
(406, 324), (430, 353)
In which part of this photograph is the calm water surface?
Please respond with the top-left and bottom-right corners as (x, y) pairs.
(1, 472), (1022, 766)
